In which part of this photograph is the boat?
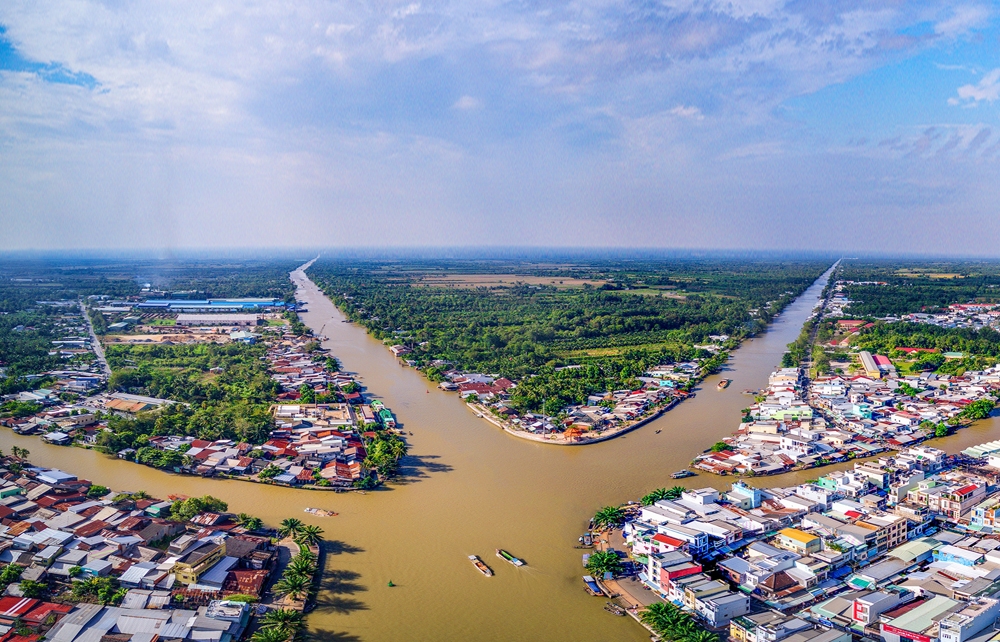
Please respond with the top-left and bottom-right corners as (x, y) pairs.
(496, 549), (525, 566)
(304, 508), (338, 517)
(655, 429), (661, 434)
(583, 575), (602, 596)
(671, 470), (695, 479)
(717, 379), (731, 390)
(604, 602), (626, 616)
(469, 555), (493, 576)
(582, 532), (593, 547)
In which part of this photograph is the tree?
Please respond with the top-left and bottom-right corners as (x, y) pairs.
(592, 506), (624, 530)
(19, 579), (47, 598)
(87, 485), (110, 498)
(585, 550), (622, 577)
(272, 574), (309, 600)
(237, 513), (264, 531)
(641, 488), (670, 505)
(170, 495), (228, 522)
(261, 609), (303, 637)
(251, 627), (292, 642)
(710, 442), (732, 452)
(295, 524), (324, 546)
(278, 518), (304, 539)
(286, 556), (317, 578)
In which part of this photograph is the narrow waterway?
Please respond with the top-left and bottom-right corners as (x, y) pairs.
(7, 261), (998, 641)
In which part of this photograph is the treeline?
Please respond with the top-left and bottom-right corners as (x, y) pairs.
(837, 260), (1000, 317)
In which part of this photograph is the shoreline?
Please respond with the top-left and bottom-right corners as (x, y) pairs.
(465, 399), (677, 445)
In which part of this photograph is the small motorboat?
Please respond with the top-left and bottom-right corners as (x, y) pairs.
(655, 429), (661, 434)
(671, 470), (695, 479)
(469, 555), (493, 576)
(496, 549), (525, 566)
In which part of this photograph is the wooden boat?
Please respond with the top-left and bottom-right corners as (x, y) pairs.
(583, 576), (602, 596)
(604, 602), (626, 616)
(496, 549), (525, 566)
(717, 379), (731, 390)
(469, 555), (493, 576)
(582, 533), (593, 547)
(304, 507), (338, 517)
(671, 470), (694, 479)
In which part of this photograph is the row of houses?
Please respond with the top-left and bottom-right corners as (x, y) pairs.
(615, 447), (1000, 642)
(694, 364), (999, 476)
(0, 457), (283, 642)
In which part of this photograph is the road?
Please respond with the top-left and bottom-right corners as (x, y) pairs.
(80, 300), (111, 380)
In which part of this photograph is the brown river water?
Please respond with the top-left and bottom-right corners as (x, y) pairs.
(5, 262), (1000, 642)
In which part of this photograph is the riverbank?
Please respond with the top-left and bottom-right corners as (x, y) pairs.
(1, 259), (848, 642)
(466, 398), (677, 445)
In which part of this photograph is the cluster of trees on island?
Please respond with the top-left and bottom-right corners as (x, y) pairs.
(310, 260), (828, 413)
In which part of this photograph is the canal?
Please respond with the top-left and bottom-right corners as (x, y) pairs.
(4, 261), (998, 641)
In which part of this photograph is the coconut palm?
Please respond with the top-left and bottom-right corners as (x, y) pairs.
(273, 574), (309, 601)
(277, 518), (304, 539)
(592, 506), (624, 530)
(260, 609), (303, 636)
(295, 524), (324, 546)
(640, 488), (669, 505)
(237, 513), (264, 531)
(286, 556), (317, 577)
(666, 486), (686, 499)
(250, 627), (291, 642)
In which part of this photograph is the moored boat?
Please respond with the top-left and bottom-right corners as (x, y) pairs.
(304, 507), (338, 517)
(496, 549), (525, 566)
(717, 379), (731, 390)
(469, 555), (493, 576)
(671, 470), (694, 479)
(583, 575), (602, 596)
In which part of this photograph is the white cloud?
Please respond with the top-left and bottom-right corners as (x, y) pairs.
(955, 68), (1000, 105)
(452, 95), (481, 110)
(670, 105), (703, 120)
(935, 5), (990, 37)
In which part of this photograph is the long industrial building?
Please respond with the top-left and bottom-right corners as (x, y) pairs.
(136, 298), (282, 312)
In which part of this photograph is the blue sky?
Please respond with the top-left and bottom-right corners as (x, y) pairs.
(1, 1), (999, 253)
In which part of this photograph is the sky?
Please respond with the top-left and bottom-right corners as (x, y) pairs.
(1, 1), (999, 254)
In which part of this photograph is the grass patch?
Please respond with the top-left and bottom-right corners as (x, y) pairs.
(148, 319), (176, 326)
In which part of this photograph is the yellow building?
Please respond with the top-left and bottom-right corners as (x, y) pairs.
(775, 528), (822, 554)
(172, 541), (225, 585)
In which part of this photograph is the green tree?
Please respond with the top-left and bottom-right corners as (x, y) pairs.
(170, 495), (228, 522)
(20, 579), (47, 598)
(251, 628), (292, 642)
(585, 550), (622, 577)
(592, 506), (624, 530)
(260, 609), (304, 637)
(295, 524), (324, 546)
(272, 574), (309, 601)
(237, 513), (264, 531)
(87, 485), (110, 498)
(278, 518), (304, 539)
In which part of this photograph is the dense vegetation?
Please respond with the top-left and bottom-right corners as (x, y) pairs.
(837, 260), (1000, 317)
(853, 323), (1000, 374)
(311, 259), (829, 412)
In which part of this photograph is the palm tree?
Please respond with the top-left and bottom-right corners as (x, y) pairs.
(685, 630), (720, 642)
(277, 518), (304, 539)
(273, 574), (309, 601)
(237, 513), (263, 531)
(286, 556), (317, 577)
(640, 488), (669, 505)
(260, 609), (303, 636)
(592, 506), (623, 530)
(665, 486), (686, 500)
(251, 627), (291, 642)
(295, 524), (324, 546)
